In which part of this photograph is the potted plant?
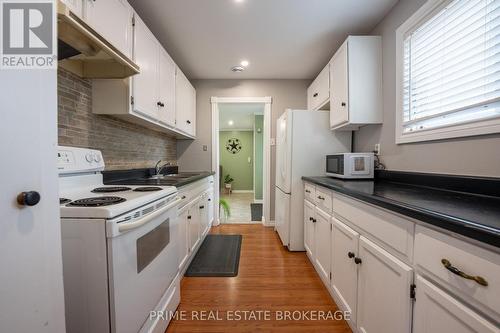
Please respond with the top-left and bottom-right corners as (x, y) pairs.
(224, 174), (234, 194)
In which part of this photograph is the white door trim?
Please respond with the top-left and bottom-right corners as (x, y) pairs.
(211, 96), (272, 225)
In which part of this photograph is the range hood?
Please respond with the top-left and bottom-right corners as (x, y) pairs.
(57, 1), (139, 79)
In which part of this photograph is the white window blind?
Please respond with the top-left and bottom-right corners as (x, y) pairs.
(402, 0), (500, 134)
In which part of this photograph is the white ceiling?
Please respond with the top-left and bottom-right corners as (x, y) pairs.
(219, 103), (264, 130)
(128, 0), (397, 79)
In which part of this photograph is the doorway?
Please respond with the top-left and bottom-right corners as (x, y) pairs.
(211, 97), (272, 225)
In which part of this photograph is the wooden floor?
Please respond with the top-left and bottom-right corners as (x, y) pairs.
(166, 224), (352, 332)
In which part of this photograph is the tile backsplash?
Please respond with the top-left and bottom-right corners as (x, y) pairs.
(58, 68), (177, 170)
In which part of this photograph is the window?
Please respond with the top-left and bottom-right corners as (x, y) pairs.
(396, 0), (500, 143)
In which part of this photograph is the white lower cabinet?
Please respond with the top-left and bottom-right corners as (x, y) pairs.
(357, 236), (413, 333)
(304, 200), (316, 259)
(177, 209), (190, 271)
(314, 208), (331, 285)
(413, 275), (499, 333)
(331, 217), (359, 323)
(187, 202), (201, 253)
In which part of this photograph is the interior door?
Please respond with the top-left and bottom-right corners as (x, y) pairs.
(304, 200), (316, 259)
(275, 111), (292, 193)
(357, 236), (413, 333)
(331, 217), (359, 323)
(314, 208), (331, 285)
(158, 48), (176, 127)
(84, 0), (133, 58)
(0, 70), (65, 331)
(413, 275), (498, 333)
(132, 15), (159, 120)
(330, 41), (349, 128)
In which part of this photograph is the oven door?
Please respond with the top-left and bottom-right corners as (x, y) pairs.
(326, 154), (344, 177)
(107, 198), (180, 333)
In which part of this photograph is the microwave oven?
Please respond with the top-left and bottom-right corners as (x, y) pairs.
(326, 153), (374, 179)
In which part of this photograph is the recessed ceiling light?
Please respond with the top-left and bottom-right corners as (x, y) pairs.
(228, 120), (234, 126)
(231, 66), (244, 72)
(234, 0), (244, 3)
(240, 60), (249, 67)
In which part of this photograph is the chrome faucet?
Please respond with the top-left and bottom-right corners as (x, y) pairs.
(155, 160), (171, 176)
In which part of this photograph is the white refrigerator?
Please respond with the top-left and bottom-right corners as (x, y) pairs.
(275, 110), (351, 251)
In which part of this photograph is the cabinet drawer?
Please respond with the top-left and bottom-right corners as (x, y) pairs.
(315, 187), (332, 213)
(333, 193), (414, 262)
(304, 183), (316, 203)
(414, 225), (500, 321)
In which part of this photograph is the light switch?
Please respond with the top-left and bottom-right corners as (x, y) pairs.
(203, 145), (208, 151)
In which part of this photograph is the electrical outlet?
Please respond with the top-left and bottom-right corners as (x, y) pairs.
(374, 143), (381, 156)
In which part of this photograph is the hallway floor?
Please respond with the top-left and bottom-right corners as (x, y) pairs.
(220, 192), (258, 223)
(166, 224), (352, 333)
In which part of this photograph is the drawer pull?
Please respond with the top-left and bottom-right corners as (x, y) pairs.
(312, 218), (317, 223)
(317, 196), (325, 200)
(348, 252), (355, 259)
(309, 217), (313, 221)
(305, 189), (311, 193)
(354, 257), (362, 265)
(441, 259), (488, 287)
(313, 93), (319, 97)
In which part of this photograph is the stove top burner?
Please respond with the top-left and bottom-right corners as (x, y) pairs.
(67, 196), (126, 207)
(133, 186), (163, 192)
(91, 186), (131, 193)
(60, 198), (71, 205)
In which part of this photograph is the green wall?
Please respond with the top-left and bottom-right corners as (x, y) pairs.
(220, 131), (254, 191)
(254, 115), (264, 200)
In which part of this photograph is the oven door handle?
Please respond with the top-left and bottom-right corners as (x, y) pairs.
(118, 198), (181, 233)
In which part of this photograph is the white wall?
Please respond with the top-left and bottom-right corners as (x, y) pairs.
(177, 79), (310, 219)
(354, 0), (500, 177)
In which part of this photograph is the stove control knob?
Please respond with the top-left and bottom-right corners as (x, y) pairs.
(93, 153), (101, 162)
(85, 153), (93, 163)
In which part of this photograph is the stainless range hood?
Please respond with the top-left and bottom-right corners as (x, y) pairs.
(57, 1), (139, 79)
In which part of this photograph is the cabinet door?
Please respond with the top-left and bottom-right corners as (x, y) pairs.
(207, 190), (214, 226)
(199, 195), (210, 236)
(307, 65), (330, 111)
(304, 200), (316, 260)
(330, 41), (349, 128)
(357, 236), (413, 333)
(132, 16), (159, 120)
(61, 0), (83, 18)
(177, 210), (189, 271)
(331, 218), (359, 322)
(413, 275), (498, 333)
(175, 69), (196, 136)
(83, 0), (133, 58)
(314, 208), (331, 284)
(158, 48), (176, 127)
(188, 206), (200, 253)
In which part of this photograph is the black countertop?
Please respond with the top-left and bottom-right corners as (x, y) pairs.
(302, 171), (500, 248)
(103, 168), (215, 188)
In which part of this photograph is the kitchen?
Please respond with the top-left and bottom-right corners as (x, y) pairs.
(1, 0), (499, 332)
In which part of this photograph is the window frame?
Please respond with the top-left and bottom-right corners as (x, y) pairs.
(395, 0), (500, 144)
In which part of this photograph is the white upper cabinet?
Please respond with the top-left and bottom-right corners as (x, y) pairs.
(158, 49), (177, 127)
(307, 64), (330, 111)
(132, 15), (159, 120)
(176, 69), (196, 137)
(356, 236), (413, 333)
(83, 0), (133, 58)
(329, 36), (383, 131)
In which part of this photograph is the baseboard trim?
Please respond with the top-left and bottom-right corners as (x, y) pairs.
(253, 199), (263, 204)
(231, 190), (254, 193)
(262, 219), (275, 227)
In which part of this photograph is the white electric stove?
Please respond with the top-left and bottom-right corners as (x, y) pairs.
(58, 146), (181, 333)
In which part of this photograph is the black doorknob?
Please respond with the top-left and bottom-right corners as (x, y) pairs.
(17, 191), (41, 206)
(348, 252), (355, 259)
